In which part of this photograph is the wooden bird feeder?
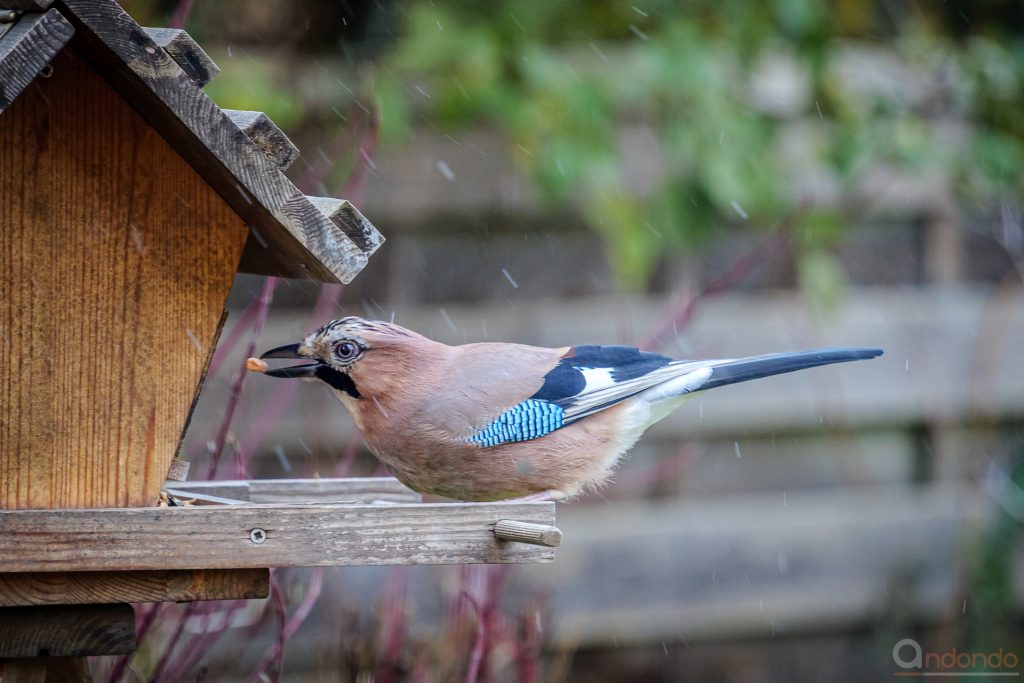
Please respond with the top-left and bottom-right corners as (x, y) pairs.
(0, 1), (559, 679)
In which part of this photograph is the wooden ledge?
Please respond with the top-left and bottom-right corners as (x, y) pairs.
(0, 501), (558, 572)
(164, 476), (422, 504)
(0, 568), (269, 607)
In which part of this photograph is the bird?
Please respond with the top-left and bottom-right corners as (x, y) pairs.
(257, 317), (882, 502)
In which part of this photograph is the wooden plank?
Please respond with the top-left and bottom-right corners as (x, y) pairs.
(0, 48), (248, 509)
(142, 27), (218, 87)
(224, 109), (299, 170)
(0, 502), (556, 571)
(0, 569), (269, 607)
(306, 196), (386, 257)
(0, 1), (52, 10)
(0, 9), (73, 114)
(166, 477), (422, 504)
(58, 0), (383, 283)
(0, 659), (47, 683)
(0, 604), (135, 657)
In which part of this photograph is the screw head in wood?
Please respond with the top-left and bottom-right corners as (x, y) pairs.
(249, 528), (267, 544)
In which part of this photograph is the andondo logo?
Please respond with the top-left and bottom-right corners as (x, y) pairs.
(893, 638), (1020, 677)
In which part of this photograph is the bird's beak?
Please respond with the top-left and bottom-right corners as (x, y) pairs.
(259, 343), (322, 378)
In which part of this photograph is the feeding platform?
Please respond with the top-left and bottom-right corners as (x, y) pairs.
(0, 0), (559, 678)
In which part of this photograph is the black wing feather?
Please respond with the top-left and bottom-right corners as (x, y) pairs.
(530, 345), (673, 402)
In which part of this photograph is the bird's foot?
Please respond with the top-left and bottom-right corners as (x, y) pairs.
(504, 490), (568, 503)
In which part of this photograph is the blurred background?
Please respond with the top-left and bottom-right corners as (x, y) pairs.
(110, 1), (1023, 681)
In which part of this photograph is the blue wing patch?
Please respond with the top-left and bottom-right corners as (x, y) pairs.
(468, 399), (565, 448)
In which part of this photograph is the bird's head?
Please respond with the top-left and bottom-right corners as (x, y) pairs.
(259, 316), (427, 399)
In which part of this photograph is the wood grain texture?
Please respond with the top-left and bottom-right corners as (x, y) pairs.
(0, 1), (53, 11)
(0, 9), (73, 114)
(224, 109), (299, 170)
(0, 48), (248, 509)
(142, 27), (218, 87)
(494, 520), (562, 547)
(0, 659), (48, 683)
(13, 658), (91, 683)
(165, 459), (189, 482)
(0, 502), (557, 571)
(166, 477), (422, 504)
(0, 569), (269, 607)
(57, 0), (383, 283)
(0, 604), (135, 657)
(306, 196), (385, 257)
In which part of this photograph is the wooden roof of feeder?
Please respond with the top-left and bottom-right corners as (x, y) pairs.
(0, 0), (383, 284)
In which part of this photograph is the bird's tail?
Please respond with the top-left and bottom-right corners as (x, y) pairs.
(696, 347), (883, 392)
(637, 347), (883, 429)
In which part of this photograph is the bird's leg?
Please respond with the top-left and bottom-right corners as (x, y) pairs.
(503, 490), (568, 503)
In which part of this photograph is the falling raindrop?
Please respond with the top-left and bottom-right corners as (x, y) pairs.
(186, 329), (204, 353)
(730, 200), (749, 220)
(628, 25), (650, 41)
(130, 224), (145, 254)
(439, 308), (458, 333)
(274, 444), (293, 473)
(734, 442), (742, 458)
(436, 160), (456, 181)
(501, 268), (519, 289)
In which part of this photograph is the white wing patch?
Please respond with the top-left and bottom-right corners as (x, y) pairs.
(560, 359), (723, 424)
(578, 367), (617, 392)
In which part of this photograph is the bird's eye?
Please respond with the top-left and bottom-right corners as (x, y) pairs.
(333, 341), (360, 361)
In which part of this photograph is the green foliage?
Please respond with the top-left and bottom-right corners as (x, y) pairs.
(376, 0), (1024, 293)
(961, 441), (1024, 671)
(204, 53), (304, 129)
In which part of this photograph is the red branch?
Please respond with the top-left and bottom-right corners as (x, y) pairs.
(639, 205), (807, 351)
(204, 277), (277, 480)
(243, 569), (325, 683)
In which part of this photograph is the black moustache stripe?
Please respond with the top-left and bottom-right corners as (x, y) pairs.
(314, 366), (361, 398)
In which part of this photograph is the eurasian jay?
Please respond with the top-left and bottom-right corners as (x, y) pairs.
(259, 317), (882, 501)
